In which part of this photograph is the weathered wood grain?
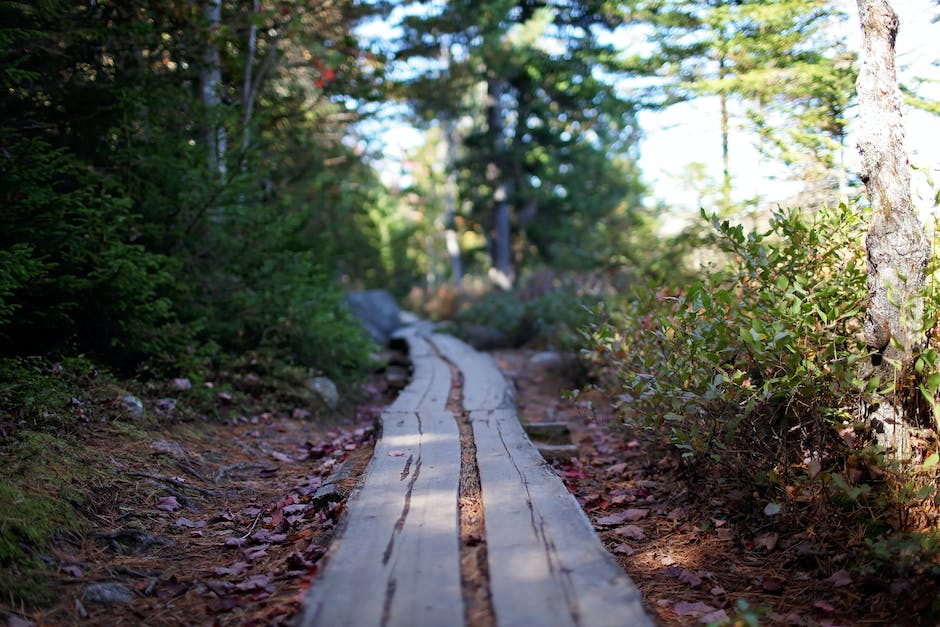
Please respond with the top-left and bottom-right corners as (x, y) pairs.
(301, 326), (650, 627)
(298, 340), (462, 627)
(470, 408), (650, 627)
(429, 332), (515, 411)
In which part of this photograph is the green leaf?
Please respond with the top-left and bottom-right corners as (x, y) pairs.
(923, 452), (939, 471)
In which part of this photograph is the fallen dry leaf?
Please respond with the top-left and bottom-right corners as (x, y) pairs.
(674, 601), (718, 617)
(595, 508), (649, 526)
(754, 531), (779, 551)
(825, 569), (852, 588)
(612, 525), (646, 540)
(156, 496), (181, 511)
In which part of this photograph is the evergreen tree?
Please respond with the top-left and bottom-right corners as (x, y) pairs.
(398, 0), (644, 285)
(619, 0), (855, 208)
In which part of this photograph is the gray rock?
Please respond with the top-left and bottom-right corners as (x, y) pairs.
(150, 439), (186, 459)
(121, 395), (145, 419)
(385, 365), (410, 390)
(528, 351), (563, 368)
(309, 376), (339, 410)
(170, 377), (192, 390)
(82, 582), (134, 605)
(154, 398), (177, 415)
(344, 289), (402, 345)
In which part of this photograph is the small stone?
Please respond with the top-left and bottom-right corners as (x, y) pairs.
(121, 395), (145, 419)
(309, 376), (339, 410)
(170, 377), (192, 390)
(528, 351), (563, 368)
(154, 398), (177, 414)
(82, 582), (134, 605)
(150, 440), (186, 459)
(385, 366), (410, 390)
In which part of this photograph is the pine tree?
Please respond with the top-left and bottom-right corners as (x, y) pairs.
(619, 0), (854, 208)
(398, 0), (643, 285)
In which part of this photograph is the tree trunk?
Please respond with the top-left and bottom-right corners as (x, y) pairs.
(718, 54), (732, 212)
(486, 74), (513, 290)
(443, 118), (463, 289)
(241, 0), (260, 158)
(200, 0), (227, 179)
(855, 0), (932, 459)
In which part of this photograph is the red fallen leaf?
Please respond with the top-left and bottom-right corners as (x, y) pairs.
(387, 450), (405, 457)
(269, 507), (284, 529)
(598, 500), (612, 510)
(813, 600), (836, 613)
(156, 496), (181, 511)
(762, 577), (784, 592)
(175, 517), (207, 529)
(290, 528), (313, 542)
(825, 569), (852, 588)
(564, 469), (587, 479)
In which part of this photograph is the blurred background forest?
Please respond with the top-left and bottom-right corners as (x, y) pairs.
(3, 0), (940, 619)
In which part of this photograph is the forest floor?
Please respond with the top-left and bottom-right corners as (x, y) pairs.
(2, 347), (933, 626)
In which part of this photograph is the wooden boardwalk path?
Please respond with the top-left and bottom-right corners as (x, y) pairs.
(298, 325), (650, 627)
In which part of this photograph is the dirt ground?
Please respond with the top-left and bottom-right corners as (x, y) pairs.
(494, 348), (936, 627)
(4, 347), (936, 626)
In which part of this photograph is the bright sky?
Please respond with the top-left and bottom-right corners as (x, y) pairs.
(641, 0), (940, 217)
(356, 1), (940, 215)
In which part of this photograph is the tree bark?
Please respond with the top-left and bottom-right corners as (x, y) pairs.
(486, 74), (513, 290)
(855, 0), (931, 459)
(719, 55), (732, 212)
(443, 118), (463, 289)
(200, 0), (227, 179)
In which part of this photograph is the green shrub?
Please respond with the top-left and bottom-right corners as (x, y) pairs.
(453, 286), (601, 350)
(588, 204), (869, 471)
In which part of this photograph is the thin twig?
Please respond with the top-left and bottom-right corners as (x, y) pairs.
(241, 510), (264, 540)
(128, 472), (219, 497)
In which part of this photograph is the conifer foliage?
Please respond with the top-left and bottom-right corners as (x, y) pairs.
(1, 0), (388, 380)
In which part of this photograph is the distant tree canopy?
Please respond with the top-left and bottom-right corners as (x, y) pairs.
(396, 0), (646, 284)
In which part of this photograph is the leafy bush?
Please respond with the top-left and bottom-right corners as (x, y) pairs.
(588, 204), (869, 474)
(453, 285), (601, 350)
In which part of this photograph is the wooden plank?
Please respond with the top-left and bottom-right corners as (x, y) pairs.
(429, 333), (515, 411)
(385, 330), (450, 414)
(299, 333), (463, 627)
(300, 409), (463, 627)
(471, 408), (651, 627)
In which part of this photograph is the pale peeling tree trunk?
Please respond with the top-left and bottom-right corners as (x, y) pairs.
(855, 0), (932, 460)
(486, 74), (514, 290)
(443, 118), (463, 289)
(200, 0), (227, 179)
